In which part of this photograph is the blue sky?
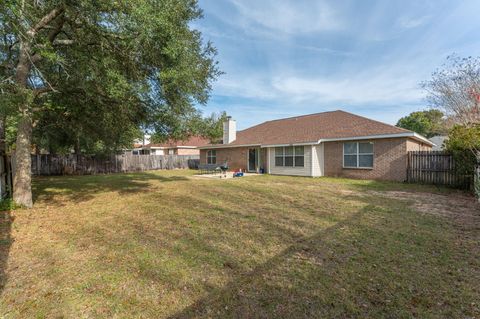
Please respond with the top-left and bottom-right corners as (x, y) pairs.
(194, 0), (480, 130)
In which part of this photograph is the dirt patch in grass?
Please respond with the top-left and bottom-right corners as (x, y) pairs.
(0, 171), (478, 318)
(369, 190), (480, 228)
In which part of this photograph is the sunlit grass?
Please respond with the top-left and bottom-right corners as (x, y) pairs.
(0, 170), (478, 318)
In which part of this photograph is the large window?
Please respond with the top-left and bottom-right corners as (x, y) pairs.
(207, 150), (217, 164)
(275, 146), (304, 167)
(343, 142), (374, 168)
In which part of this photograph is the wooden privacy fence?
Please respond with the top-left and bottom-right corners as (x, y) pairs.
(31, 154), (200, 176)
(407, 151), (473, 189)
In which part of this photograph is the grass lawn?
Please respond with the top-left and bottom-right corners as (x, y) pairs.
(0, 170), (479, 318)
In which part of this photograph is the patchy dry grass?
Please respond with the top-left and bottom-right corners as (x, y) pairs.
(0, 170), (479, 318)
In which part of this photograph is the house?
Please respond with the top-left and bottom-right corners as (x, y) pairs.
(131, 136), (210, 155)
(198, 111), (433, 181)
(429, 135), (448, 151)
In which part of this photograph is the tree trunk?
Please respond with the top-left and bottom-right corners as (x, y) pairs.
(13, 113), (33, 208)
(10, 5), (65, 208)
(12, 23), (35, 207)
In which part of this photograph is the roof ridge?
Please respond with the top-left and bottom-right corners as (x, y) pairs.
(237, 109), (408, 132)
(236, 110), (342, 132)
(233, 110), (342, 133)
(262, 110), (341, 124)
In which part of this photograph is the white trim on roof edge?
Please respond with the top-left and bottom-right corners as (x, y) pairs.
(260, 141), (318, 148)
(198, 132), (434, 149)
(148, 145), (202, 149)
(413, 133), (436, 146)
(197, 143), (261, 149)
(318, 132), (434, 146)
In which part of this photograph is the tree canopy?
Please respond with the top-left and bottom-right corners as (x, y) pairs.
(422, 55), (480, 161)
(396, 109), (446, 138)
(0, 0), (221, 206)
(422, 55), (480, 127)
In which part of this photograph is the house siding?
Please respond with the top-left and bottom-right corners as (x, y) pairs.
(312, 144), (324, 177)
(406, 139), (431, 152)
(267, 145), (312, 176)
(177, 148), (200, 155)
(323, 137), (431, 181)
(149, 149), (160, 155)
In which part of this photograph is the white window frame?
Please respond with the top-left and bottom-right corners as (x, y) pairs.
(343, 142), (374, 169)
(274, 146), (304, 167)
(207, 150), (217, 164)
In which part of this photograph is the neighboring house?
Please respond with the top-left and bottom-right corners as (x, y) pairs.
(429, 135), (448, 151)
(131, 136), (210, 155)
(199, 111), (433, 181)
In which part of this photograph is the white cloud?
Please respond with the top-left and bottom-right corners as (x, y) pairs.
(271, 73), (424, 105)
(213, 65), (424, 108)
(397, 15), (431, 29)
(228, 0), (343, 35)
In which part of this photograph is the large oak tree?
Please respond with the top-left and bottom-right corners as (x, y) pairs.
(0, 0), (220, 207)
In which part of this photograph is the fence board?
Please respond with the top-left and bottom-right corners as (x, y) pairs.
(0, 155), (12, 199)
(30, 154), (199, 176)
(407, 151), (473, 189)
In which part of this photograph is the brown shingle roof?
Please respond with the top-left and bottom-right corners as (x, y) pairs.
(206, 110), (414, 147)
(147, 136), (210, 148)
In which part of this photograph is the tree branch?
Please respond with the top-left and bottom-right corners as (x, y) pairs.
(33, 87), (54, 96)
(53, 39), (74, 45)
(47, 13), (66, 43)
(28, 5), (65, 37)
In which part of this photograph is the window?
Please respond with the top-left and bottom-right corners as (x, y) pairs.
(294, 146), (304, 167)
(139, 149), (150, 155)
(343, 142), (374, 168)
(207, 150), (216, 164)
(275, 147), (284, 166)
(274, 146), (304, 167)
(168, 149), (175, 155)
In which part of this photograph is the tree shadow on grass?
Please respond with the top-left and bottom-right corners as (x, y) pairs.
(168, 209), (367, 319)
(166, 188), (479, 318)
(32, 172), (190, 205)
(0, 210), (13, 295)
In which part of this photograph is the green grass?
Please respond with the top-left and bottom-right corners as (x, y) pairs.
(0, 199), (16, 212)
(0, 170), (478, 318)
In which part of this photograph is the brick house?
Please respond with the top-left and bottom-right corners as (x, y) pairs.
(198, 110), (433, 181)
(132, 136), (210, 156)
